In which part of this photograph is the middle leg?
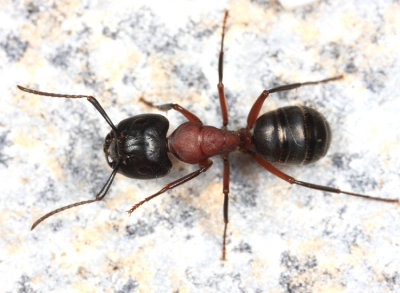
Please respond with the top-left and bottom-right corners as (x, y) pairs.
(221, 153), (230, 261)
(217, 11), (231, 261)
(217, 10), (229, 127)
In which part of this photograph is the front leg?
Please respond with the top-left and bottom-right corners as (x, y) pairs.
(140, 97), (202, 123)
(128, 160), (213, 214)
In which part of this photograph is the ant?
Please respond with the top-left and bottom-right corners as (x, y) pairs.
(18, 11), (398, 260)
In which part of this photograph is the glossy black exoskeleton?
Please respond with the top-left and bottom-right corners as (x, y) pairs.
(17, 10), (398, 261)
(254, 106), (331, 164)
(104, 114), (171, 179)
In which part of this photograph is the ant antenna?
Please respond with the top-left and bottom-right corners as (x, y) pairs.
(17, 85), (119, 133)
(31, 163), (120, 230)
(17, 85), (122, 229)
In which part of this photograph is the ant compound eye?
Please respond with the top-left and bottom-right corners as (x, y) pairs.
(19, 9), (398, 263)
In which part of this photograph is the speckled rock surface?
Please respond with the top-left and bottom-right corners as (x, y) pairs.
(1, 0), (400, 292)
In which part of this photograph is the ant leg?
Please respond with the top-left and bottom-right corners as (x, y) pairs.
(17, 85), (118, 133)
(217, 10), (229, 127)
(218, 11), (230, 258)
(221, 154), (230, 261)
(246, 75), (343, 130)
(31, 164), (120, 230)
(251, 152), (398, 203)
(140, 97), (202, 123)
(127, 160), (213, 214)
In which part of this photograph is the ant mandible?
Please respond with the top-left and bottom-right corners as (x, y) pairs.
(18, 11), (398, 260)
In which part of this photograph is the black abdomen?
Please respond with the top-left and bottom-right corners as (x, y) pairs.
(253, 106), (331, 164)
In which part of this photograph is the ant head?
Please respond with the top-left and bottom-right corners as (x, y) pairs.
(104, 114), (172, 179)
(16, 85), (174, 229)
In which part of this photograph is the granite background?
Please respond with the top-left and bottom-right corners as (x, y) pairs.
(1, 0), (400, 292)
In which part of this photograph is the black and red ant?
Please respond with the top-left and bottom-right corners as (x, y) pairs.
(17, 11), (398, 260)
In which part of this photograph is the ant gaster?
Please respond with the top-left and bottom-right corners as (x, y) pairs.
(18, 11), (398, 260)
